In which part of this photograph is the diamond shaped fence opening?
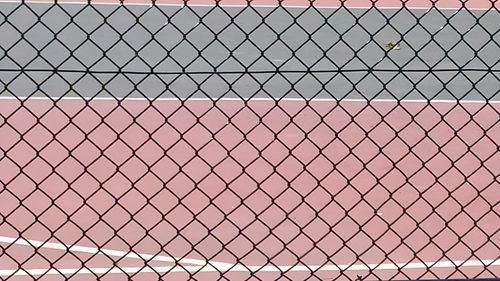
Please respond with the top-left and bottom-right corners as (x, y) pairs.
(0, 0), (499, 280)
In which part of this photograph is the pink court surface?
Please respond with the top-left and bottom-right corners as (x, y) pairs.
(0, 0), (499, 280)
(8, 0), (500, 9)
(1, 97), (499, 280)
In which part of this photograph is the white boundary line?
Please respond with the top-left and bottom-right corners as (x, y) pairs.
(2, 235), (499, 277)
(1, 258), (499, 276)
(0, 0), (495, 10)
(0, 96), (498, 104)
(0, 236), (235, 268)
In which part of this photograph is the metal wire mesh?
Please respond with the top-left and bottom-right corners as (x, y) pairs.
(0, 0), (499, 280)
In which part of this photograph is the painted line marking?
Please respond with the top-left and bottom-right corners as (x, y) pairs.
(0, 236), (235, 268)
(1, 258), (499, 276)
(0, 0), (494, 10)
(0, 96), (499, 104)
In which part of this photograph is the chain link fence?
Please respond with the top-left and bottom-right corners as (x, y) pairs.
(0, 0), (499, 280)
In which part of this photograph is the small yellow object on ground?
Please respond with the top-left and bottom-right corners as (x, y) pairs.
(385, 42), (401, 50)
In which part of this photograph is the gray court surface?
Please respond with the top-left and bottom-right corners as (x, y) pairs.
(0, 3), (498, 100)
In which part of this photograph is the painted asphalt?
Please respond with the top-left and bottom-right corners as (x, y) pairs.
(0, 3), (498, 100)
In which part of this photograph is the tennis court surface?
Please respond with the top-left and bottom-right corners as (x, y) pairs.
(0, 0), (499, 280)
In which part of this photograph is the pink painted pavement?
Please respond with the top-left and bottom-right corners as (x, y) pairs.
(9, 0), (499, 9)
(0, 98), (499, 280)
